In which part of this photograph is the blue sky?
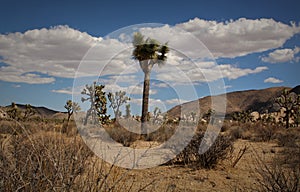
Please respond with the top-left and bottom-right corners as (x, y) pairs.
(0, 0), (300, 115)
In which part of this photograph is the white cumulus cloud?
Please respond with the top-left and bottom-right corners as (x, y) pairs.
(155, 59), (268, 84)
(0, 18), (298, 85)
(0, 25), (102, 84)
(261, 47), (300, 63)
(51, 87), (73, 95)
(264, 77), (283, 83)
(176, 18), (300, 58)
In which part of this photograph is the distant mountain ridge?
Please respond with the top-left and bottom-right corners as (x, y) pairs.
(167, 86), (297, 118)
(1, 104), (66, 119)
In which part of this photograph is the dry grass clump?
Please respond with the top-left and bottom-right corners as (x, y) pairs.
(0, 130), (92, 191)
(0, 121), (159, 191)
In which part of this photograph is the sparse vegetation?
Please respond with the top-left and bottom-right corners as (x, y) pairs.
(1, 86), (300, 191)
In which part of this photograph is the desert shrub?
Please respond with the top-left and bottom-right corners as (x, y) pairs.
(0, 116), (172, 191)
(255, 157), (300, 192)
(253, 126), (277, 142)
(168, 132), (234, 169)
(249, 128), (300, 192)
(229, 126), (244, 140)
(228, 122), (282, 142)
(258, 165), (300, 192)
(104, 121), (139, 147)
(220, 122), (231, 132)
(0, 120), (17, 134)
(279, 147), (300, 169)
(277, 131), (300, 168)
(0, 131), (93, 191)
(146, 123), (176, 142)
(0, 132), (159, 191)
(277, 132), (298, 147)
(0, 120), (30, 135)
(0, 129), (159, 191)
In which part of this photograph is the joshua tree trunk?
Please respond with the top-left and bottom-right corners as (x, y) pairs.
(67, 112), (72, 123)
(141, 70), (150, 135)
(285, 110), (290, 129)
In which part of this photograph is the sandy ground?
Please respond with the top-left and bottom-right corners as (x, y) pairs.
(118, 139), (281, 192)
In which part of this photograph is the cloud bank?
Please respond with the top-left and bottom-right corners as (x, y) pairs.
(0, 18), (299, 85)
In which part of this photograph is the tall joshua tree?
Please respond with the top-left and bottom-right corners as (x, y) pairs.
(132, 32), (169, 135)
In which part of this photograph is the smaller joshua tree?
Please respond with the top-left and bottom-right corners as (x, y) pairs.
(107, 91), (130, 119)
(190, 111), (196, 122)
(81, 82), (109, 125)
(23, 104), (36, 121)
(7, 102), (21, 121)
(293, 104), (300, 127)
(275, 89), (300, 129)
(64, 100), (81, 123)
(153, 107), (162, 124)
(125, 104), (131, 119)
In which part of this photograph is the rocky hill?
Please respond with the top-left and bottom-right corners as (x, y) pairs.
(167, 86), (294, 119)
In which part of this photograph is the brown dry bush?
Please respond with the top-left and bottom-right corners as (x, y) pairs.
(220, 121), (231, 132)
(277, 130), (300, 168)
(229, 126), (245, 140)
(254, 154), (300, 192)
(0, 120), (21, 134)
(247, 128), (300, 192)
(0, 131), (92, 191)
(168, 132), (234, 169)
(146, 123), (176, 142)
(104, 121), (139, 147)
(257, 164), (300, 192)
(228, 122), (282, 142)
(252, 125), (278, 142)
(0, 121), (160, 191)
(276, 132), (299, 147)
